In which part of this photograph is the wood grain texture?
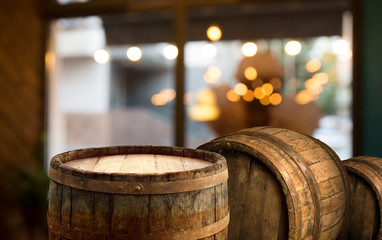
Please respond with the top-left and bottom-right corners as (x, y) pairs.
(198, 126), (349, 240)
(66, 154), (212, 173)
(47, 146), (229, 240)
(336, 156), (382, 240)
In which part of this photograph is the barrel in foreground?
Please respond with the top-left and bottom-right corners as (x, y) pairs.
(47, 145), (229, 240)
(199, 126), (350, 240)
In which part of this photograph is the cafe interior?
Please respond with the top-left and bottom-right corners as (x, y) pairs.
(0, 0), (381, 239)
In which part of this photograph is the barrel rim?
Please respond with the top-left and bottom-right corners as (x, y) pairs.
(49, 145), (227, 182)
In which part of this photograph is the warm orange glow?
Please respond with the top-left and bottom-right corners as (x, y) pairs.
(244, 67), (258, 81)
(260, 96), (271, 106)
(160, 88), (176, 102)
(207, 25), (222, 42)
(226, 89), (240, 102)
(269, 77), (282, 90)
(270, 93), (282, 105)
(295, 90), (312, 105)
(242, 90), (254, 102)
(188, 89), (219, 121)
(234, 83), (248, 96)
(313, 72), (329, 85)
(304, 78), (322, 92)
(254, 87), (265, 99)
(305, 59), (322, 73)
(45, 52), (56, 69)
(151, 94), (167, 106)
(262, 83), (274, 96)
(204, 66), (222, 84)
(152, 88), (176, 106)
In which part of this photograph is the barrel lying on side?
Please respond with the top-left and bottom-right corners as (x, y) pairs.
(198, 126), (350, 240)
(338, 156), (382, 240)
(47, 146), (229, 240)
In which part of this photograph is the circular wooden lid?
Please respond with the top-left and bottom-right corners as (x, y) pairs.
(65, 154), (213, 174)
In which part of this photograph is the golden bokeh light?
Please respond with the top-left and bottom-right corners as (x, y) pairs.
(254, 87), (265, 99)
(234, 83), (248, 96)
(304, 78), (322, 93)
(241, 42), (258, 57)
(151, 94), (167, 106)
(163, 44), (178, 60)
(260, 96), (271, 106)
(188, 89), (219, 121)
(45, 52), (56, 69)
(160, 88), (176, 102)
(305, 59), (322, 73)
(242, 89), (255, 102)
(126, 46), (142, 62)
(226, 89), (240, 102)
(204, 66), (222, 84)
(295, 90), (312, 105)
(244, 67), (258, 81)
(94, 49), (110, 64)
(270, 93), (282, 105)
(313, 72), (329, 84)
(152, 88), (176, 106)
(284, 40), (302, 56)
(207, 25), (222, 42)
(262, 83), (274, 96)
(269, 77), (282, 90)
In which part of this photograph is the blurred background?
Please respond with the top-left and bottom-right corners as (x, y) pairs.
(1, 0), (381, 239)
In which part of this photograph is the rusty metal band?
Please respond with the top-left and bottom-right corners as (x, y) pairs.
(237, 131), (321, 239)
(48, 167), (228, 194)
(208, 136), (302, 240)
(48, 212), (229, 240)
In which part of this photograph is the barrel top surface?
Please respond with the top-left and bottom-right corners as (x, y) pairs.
(49, 145), (227, 182)
(66, 154), (213, 174)
(48, 146), (228, 194)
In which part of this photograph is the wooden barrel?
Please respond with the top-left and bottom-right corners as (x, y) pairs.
(47, 146), (229, 240)
(337, 156), (382, 240)
(198, 126), (350, 240)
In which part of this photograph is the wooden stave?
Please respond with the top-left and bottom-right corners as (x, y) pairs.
(47, 145), (229, 240)
(341, 156), (382, 240)
(198, 126), (349, 240)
